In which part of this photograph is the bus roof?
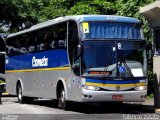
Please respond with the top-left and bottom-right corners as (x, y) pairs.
(7, 15), (141, 38)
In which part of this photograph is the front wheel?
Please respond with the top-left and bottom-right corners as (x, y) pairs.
(57, 87), (69, 110)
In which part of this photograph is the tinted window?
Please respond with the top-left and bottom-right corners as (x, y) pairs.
(46, 22), (67, 50)
(6, 22), (67, 56)
(6, 34), (28, 56)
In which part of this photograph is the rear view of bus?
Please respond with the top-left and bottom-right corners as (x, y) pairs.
(78, 16), (147, 102)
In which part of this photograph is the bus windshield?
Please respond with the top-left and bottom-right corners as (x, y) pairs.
(81, 22), (144, 40)
(82, 40), (146, 78)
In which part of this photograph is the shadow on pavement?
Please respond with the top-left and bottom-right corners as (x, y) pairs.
(32, 99), (155, 114)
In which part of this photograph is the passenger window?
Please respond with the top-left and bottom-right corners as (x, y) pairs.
(28, 32), (36, 53)
(28, 46), (35, 52)
(21, 47), (28, 54)
(19, 34), (28, 54)
(6, 38), (16, 56)
(51, 40), (56, 49)
(6, 34), (28, 56)
(35, 30), (46, 51)
(46, 22), (67, 50)
(58, 40), (66, 48)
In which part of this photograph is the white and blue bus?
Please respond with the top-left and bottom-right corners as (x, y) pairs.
(5, 15), (147, 110)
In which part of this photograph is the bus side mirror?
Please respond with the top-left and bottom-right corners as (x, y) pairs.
(77, 44), (81, 57)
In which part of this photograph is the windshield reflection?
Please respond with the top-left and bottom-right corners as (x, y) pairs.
(82, 41), (145, 78)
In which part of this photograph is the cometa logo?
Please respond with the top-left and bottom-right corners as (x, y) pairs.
(32, 56), (48, 67)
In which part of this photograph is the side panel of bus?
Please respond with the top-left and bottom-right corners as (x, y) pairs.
(6, 53), (83, 101)
(5, 20), (83, 102)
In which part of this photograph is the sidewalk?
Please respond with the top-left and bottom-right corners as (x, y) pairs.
(141, 98), (160, 114)
(142, 98), (154, 106)
(141, 98), (155, 111)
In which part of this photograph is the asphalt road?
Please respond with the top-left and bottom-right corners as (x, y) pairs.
(0, 97), (157, 120)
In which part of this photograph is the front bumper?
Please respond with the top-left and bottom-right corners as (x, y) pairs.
(81, 88), (147, 102)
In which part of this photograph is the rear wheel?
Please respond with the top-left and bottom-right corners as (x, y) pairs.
(17, 83), (24, 103)
(57, 87), (69, 110)
(17, 83), (34, 104)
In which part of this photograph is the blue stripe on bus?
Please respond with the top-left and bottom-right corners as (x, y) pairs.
(85, 78), (141, 84)
(6, 50), (69, 70)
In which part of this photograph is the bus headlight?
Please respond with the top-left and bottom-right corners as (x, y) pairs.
(134, 86), (147, 91)
(83, 85), (100, 91)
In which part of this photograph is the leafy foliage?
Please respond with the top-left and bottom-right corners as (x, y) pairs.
(67, 1), (117, 15)
(0, 0), (154, 33)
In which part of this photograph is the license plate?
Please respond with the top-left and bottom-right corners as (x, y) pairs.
(112, 95), (123, 100)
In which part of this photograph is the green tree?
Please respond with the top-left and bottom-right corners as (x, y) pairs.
(67, 1), (117, 15)
(0, 0), (47, 32)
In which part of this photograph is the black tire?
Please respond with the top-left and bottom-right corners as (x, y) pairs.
(57, 87), (69, 110)
(17, 83), (34, 104)
(17, 83), (24, 103)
